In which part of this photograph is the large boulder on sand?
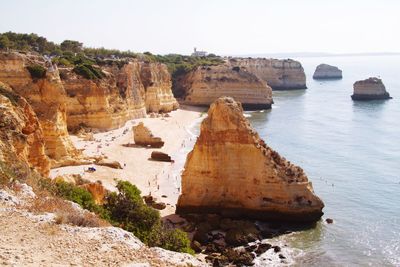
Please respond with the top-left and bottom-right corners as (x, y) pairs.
(95, 159), (122, 169)
(176, 97), (324, 223)
(313, 64), (342, 79)
(133, 122), (164, 148)
(352, 77), (392, 100)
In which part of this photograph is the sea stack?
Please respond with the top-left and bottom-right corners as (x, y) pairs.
(352, 77), (392, 100)
(313, 64), (342, 79)
(176, 97), (324, 223)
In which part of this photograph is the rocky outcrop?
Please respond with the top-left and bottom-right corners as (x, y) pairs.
(139, 62), (179, 113)
(228, 58), (307, 90)
(63, 60), (178, 131)
(62, 62), (147, 131)
(151, 151), (173, 162)
(177, 65), (273, 110)
(176, 97), (324, 223)
(0, 52), (81, 167)
(313, 64), (342, 79)
(352, 77), (392, 100)
(133, 122), (164, 148)
(0, 82), (50, 176)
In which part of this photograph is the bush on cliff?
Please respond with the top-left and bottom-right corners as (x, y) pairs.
(73, 64), (104, 80)
(43, 179), (193, 254)
(26, 65), (47, 79)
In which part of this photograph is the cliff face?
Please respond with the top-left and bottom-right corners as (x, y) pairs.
(352, 77), (392, 100)
(0, 82), (50, 176)
(0, 52), (80, 167)
(228, 58), (307, 90)
(177, 65), (273, 110)
(62, 62), (147, 131)
(139, 62), (179, 113)
(313, 64), (342, 79)
(176, 97), (324, 222)
(63, 61), (178, 131)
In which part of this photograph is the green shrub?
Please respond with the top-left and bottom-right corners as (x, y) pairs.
(73, 64), (104, 80)
(104, 181), (160, 242)
(26, 65), (46, 79)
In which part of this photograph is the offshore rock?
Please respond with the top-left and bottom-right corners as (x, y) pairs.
(352, 77), (392, 100)
(313, 64), (342, 79)
(176, 97), (324, 223)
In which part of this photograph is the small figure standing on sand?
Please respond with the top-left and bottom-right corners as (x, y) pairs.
(157, 185), (160, 190)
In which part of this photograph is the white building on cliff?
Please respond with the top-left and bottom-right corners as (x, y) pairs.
(191, 47), (207, 57)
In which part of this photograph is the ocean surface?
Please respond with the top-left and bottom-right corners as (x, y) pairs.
(178, 55), (400, 266)
(245, 55), (400, 266)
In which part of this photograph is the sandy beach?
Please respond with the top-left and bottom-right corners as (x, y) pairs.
(50, 105), (205, 216)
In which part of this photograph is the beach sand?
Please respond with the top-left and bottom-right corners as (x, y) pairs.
(50, 105), (205, 216)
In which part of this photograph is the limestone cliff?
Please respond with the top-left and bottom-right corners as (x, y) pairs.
(176, 97), (324, 222)
(63, 60), (178, 131)
(352, 77), (392, 100)
(0, 52), (81, 167)
(62, 62), (147, 131)
(139, 62), (179, 113)
(228, 58), (307, 90)
(0, 82), (50, 176)
(177, 65), (272, 110)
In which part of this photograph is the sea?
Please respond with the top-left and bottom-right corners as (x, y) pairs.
(178, 55), (400, 266)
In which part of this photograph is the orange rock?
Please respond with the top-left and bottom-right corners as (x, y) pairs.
(176, 97), (324, 223)
(0, 82), (50, 176)
(81, 182), (107, 205)
(133, 122), (164, 148)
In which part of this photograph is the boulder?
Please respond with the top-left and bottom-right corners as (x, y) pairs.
(150, 151), (173, 162)
(81, 182), (107, 205)
(177, 97), (324, 223)
(352, 77), (392, 100)
(95, 159), (122, 169)
(133, 122), (164, 148)
(152, 202), (167, 210)
(313, 64), (342, 79)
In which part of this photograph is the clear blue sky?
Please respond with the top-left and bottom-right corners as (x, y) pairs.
(1, 0), (399, 55)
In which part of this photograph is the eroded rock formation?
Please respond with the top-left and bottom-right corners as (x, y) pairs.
(352, 77), (392, 100)
(313, 64), (342, 79)
(139, 62), (179, 113)
(177, 97), (324, 222)
(0, 82), (50, 176)
(228, 58), (307, 90)
(133, 122), (164, 148)
(177, 65), (273, 110)
(0, 52), (81, 167)
(62, 60), (178, 131)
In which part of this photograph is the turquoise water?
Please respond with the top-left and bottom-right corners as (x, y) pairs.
(247, 56), (400, 266)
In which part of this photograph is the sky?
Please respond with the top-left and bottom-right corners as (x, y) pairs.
(0, 0), (399, 55)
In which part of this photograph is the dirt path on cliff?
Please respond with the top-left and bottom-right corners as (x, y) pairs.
(50, 106), (204, 216)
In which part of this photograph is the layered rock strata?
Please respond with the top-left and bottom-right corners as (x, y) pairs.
(176, 97), (324, 222)
(0, 82), (50, 176)
(313, 64), (342, 79)
(177, 65), (273, 110)
(63, 60), (178, 131)
(139, 62), (179, 113)
(133, 122), (164, 148)
(352, 77), (392, 100)
(0, 52), (81, 167)
(228, 58), (307, 90)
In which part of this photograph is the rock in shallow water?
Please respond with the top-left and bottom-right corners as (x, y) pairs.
(176, 97), (324, 223)
(313, 64), (342, 79)
(351, 77), (392, 100)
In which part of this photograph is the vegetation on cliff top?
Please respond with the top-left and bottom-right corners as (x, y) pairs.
(0, 162), (193, 254)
